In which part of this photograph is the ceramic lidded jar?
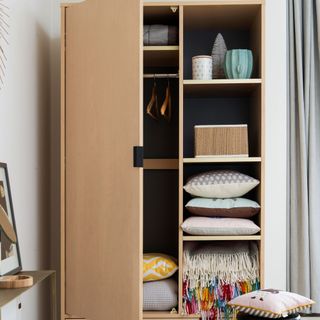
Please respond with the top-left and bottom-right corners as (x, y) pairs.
(224, 49), (253, 79)
(192, 55), (212, 80)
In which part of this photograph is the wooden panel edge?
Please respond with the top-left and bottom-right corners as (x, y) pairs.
(144, 159), (179, 170)
(139, 2), (144, 320)
(183, 79), (262, 85)
(183, 235), (262, 241)
(183, 157), (262, 163)
(61, 0), (86, 8)
(178, 5), (184, 315)
(60, 6), (67, 320)
(143, 46), (179, 51)
(259, 0), (266, 289)
(143, 1), (264, 6)
(143, 312), (200, 319)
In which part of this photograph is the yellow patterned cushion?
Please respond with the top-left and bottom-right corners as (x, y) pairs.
(143, 253), (178, 282)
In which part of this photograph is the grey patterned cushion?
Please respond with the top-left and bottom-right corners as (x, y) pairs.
(184, 170), (259, 198)
(143, 279), (178, 311)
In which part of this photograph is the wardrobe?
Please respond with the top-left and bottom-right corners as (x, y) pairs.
(60, 1), (265, 319)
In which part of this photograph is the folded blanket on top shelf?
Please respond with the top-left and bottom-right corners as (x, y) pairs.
(143, 25), (178, 46)
(183, 241), (260, 320)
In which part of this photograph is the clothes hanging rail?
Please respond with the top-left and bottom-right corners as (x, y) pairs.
(143, 73), (179, 79)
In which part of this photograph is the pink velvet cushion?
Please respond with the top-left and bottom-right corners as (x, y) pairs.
(228, 289), (315, 318)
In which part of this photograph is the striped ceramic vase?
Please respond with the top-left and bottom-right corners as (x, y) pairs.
(224, 49), (253, 79)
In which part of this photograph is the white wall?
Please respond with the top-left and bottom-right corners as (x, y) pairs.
(264, 0), (287, 289)
(0, 0), (52, 319)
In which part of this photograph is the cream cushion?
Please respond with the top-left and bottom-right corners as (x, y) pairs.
(228, 289), (315, 318)
(181, 217), (260, 236)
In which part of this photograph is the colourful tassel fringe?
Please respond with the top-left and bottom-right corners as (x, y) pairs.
(183, 277), (260, 320)
(183, 242), (260, 320)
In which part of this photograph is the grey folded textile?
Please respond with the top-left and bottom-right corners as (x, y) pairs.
(143, 25), (178, 45)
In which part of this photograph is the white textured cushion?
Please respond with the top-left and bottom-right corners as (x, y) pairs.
(143, 279), (178, 311)
(181, 217), (260, 235)
(185, 197), (260, 218)
(228, 289), (315, 318)
(184, 170), (259, 198)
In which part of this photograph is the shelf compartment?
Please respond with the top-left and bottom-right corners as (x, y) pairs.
(183, 86), (262, 158)
(143, 311), (199, 319)
(144, 5), (179, 26)
(183, 157), (261, 164)
(144, 46), (179, 67)
(183, 4), (261, 30)
(183, 235), (262, 241)
(144, 77), (179, 159)
(184, 79), (261, 97)
(183, 162), (262, 208)
(144, 159), (179, 170)
(144, 170), (179, 257)
(183, 4), (262, 78)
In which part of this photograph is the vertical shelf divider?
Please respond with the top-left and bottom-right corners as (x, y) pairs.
(178, 4), (184, 315)
(260, 1), (266, 288)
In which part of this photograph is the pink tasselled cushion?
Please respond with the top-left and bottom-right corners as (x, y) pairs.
(228, 289), (315, 318)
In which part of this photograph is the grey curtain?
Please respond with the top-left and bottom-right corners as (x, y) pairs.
(288, 0), (320, 312)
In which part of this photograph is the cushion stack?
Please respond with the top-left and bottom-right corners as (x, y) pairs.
(143, 253), (178, 311)
(182, 170), (261, 236)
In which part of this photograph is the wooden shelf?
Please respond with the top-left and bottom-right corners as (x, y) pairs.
(183, 235), (262, 241)
(144, 159), (179, 170)
(0, 270), (55, 309)
(143, 311), (199, 319)
(184, 157), (261, 164)
(144, 46), (179, 67)
(144, 46), (179, 51)
(184, 79), (261, 97)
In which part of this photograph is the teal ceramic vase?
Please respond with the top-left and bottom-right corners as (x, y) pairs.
(224, 49), (253, 79)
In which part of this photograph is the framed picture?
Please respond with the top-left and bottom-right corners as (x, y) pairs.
(0, 163), (22, 275)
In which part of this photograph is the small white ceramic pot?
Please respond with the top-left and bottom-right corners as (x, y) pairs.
(192, 55), (212, 80)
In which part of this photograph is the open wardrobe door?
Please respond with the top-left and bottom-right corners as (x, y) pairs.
(63, 0), (142, 319)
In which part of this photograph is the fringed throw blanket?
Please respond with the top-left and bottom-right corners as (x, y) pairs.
(183, 241), (260, 320)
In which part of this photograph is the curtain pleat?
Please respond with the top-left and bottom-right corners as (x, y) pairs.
(288, 0), (320, 312)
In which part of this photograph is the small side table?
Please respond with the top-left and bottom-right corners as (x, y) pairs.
(0, 270), (56, 320)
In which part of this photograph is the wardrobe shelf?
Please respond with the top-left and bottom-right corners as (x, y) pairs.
(183, 79), (261, 97)
(183, 157), (261, 164)
(144, 158), (179, 170)
(143, 311), (199, 319)
(144, 46), (179, 67)
(144, 46), (179, 51)
(183, 235), (262, 241)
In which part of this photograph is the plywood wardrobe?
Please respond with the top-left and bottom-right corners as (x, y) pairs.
(60, 1), (265, 319)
